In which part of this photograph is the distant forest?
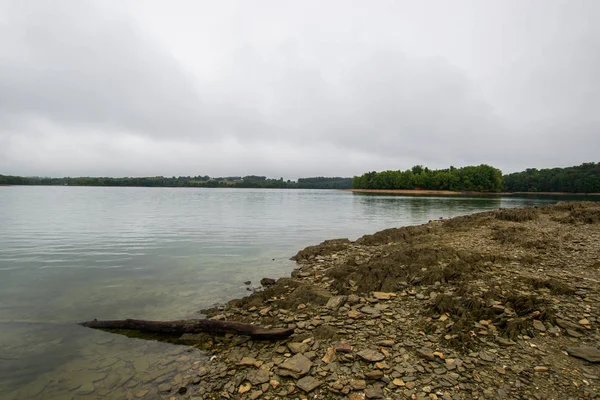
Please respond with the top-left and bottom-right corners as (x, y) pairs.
(352, 164), (503, 192)
(0, 174), (353, 189)
(352, 162), (600, 193)
(2, 162), (599, 193)
(503, 162), (600, 193)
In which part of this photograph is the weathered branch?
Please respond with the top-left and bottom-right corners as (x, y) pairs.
(79, 318), (294, 340)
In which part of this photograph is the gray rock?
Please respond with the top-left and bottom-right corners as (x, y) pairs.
(287, 342), (309, 354)
(533, 320), (546, 332)
(417, 348), (435, 361)
(364, 370), (384, 380)
(357, 349), (385, 362)
(246, 369), (270, 385)
(365, 386), (384, 398)
(278, 354), (313, 378)
(296, 376), (322, 392)
(326, 295), (348, 311)
(565, 346), (600, 363)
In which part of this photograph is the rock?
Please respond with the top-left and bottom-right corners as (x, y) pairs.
(565, 346), (600, 363)
(348, 310), (362, 319)
(377, 340), (394, 347)
(556, 319), (583, 331)
(392, 378), (405, 387)
(269, 379), (280, 389)
(372, 292), (396, 300)
(364, 370), (384, 380)
(322, 347), (336, 363)
(246, 369), (270, 385)
(334, 342), (353, 353)
(350, 379), (367, 390)
(579, 318), (590, 326)
(326, 295), (348, 310)
(287, 342), (309, 354)
(278, 354), (313, 378)
(532, 320), (546, 332)
(244, 281), (251, 285)
(239, 357), (258, 366)
(566, 329), (583, 338)
(357, 349), (385, 362)
(260, 278), (276, 286)
(238, 383), (252, 394)
(360, 306), (381, 317)
(347, 294), (361, 304)
(157, 383), (171, 393)
(135, 389), (149, 398)
(534, 366), (549, 372)
(365, 386), (384, 398)
(296, 376), (322, 392)
(249, 390), (262, 400)
(417, 347), (435, 361)
(348, 394), (366, 400)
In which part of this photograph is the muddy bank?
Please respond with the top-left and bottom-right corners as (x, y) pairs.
(165, 202), (600, 399)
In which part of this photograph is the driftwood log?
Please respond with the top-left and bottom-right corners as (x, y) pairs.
(79, 318), (294, 340)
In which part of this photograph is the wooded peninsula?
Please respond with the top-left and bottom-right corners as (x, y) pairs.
(1, 162), (599, 193)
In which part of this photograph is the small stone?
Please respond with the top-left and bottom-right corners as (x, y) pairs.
(238, 383), (252, 394)
(239, 357), (258, 366)
(350, 379), (367, 390)
(334, 342), (353, 353)
(326, 295), (348, 310)
(296, 376), (322, 392)
(278, 354), (313, 378)
(288, 342), (309, 354)
(269, 379), (280, 389)
(249, 390), (262, 400)
(322, 347), (336, 363)
(348, 310), (362, 319)
(417, 348), (435, 361)
(135, 389), (149, 398)
(377, 340), (394, 347)
(392, 378), (405, 387)
(348, 393), (366, 400)
(372, 292), (396, 300)
(579, 318), (590, 326)
(534, 366), (549, 372)
(246, 369), (270, 385)
(566, 329), (583, 338)
(365, 386), (384, 398)
(533, 320), (546, 332)
(364, 370), (384, 380)
(357, 349), (385, 362)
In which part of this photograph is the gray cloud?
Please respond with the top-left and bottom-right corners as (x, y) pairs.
(1, 0), (599, 178)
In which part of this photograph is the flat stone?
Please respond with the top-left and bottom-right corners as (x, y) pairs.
(357, 349), (385, 362)
(364, 370), (384, 380)
(372, 292), (396, 300)
(534, 366), (549, 372)
(350, 379), (367, 390)
(417, 348), (435, 361)
(322, 347), (336, 363)
(348, 310), (362, 319)
(238, 383), (252, 394)
(533, 320), (546, 332)
(296, 376), (322, 392)
(360, 307), (381, 317)
(287, 342), (309, 354)
(326, 295), (348, 310)
(348, 393), (366, 400)
(239, 357), (258, 366)
(565, 346), (600, 363)
(246, 369), (270, 385)
(278, 354), (313, 378)
(365, 386), (384, 398)
(566, 329), (583, 338)
(377, 340), (394, 347)
(334, 342), (353, 353)
(392, 378), (405, 387)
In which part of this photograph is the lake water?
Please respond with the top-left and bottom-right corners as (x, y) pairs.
(0, 186), (591, 399)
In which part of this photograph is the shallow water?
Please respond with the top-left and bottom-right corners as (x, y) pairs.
(0, 187), (593, 399)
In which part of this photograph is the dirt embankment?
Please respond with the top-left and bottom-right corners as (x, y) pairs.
(164, 202), (600, 399)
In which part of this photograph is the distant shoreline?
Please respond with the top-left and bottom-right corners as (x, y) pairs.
(346, 189), (600, 196)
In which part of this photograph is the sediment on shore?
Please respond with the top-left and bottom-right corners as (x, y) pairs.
(163, 202), (600, 399)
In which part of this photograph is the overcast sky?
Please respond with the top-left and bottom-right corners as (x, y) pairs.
(1, 0), (598, 178)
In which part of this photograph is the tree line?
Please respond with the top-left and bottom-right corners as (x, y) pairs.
(352, 164), (504, 192)
(0, 174), (353, 190)
(502, 162), (600, 193)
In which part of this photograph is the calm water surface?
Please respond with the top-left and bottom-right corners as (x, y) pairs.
(0, 187), (589, 399)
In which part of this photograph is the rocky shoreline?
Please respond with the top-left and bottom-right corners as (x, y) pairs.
(160, 202), (599, 400)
